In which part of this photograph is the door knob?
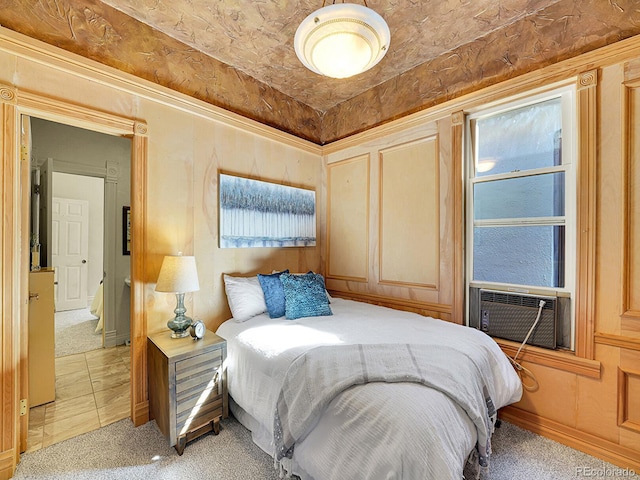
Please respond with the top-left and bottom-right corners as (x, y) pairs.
(82, 259), (87, 264)
(29, 293), (39, 301)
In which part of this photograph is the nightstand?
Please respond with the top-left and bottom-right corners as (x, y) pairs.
(147, 329), (228, 455)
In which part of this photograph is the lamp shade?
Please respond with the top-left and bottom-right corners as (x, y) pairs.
(155, 255), (200, 293)
(294, 3), (390, 79)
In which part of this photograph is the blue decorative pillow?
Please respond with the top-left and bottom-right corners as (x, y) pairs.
(258, 270), (289, 318)
(280, 272), (332, 320)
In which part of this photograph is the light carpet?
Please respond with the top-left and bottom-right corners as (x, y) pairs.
(13, 416), (632, 480)
(55, 308), (102, 358)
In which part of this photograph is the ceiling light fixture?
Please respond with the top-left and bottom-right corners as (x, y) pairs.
(294, 1), (390, 79)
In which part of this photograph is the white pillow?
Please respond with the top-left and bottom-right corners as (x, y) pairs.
(223, 274), (267, 322)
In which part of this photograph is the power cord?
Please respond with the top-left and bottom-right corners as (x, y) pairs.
(507, 299), (545, 391)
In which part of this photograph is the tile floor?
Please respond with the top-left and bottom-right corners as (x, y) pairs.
(27, 344), (131, 452)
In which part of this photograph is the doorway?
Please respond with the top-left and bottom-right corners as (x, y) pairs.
(51, 173), (104, 358)
(26, 117), (133, 451)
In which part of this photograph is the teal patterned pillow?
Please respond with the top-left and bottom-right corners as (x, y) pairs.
(281, 272), (332, 320)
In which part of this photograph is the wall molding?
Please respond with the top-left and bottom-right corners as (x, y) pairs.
(0, 84), (16, 104)
(133, 122), (148, 137)
(0, 450), (16, 480)
(326, 154), (370, 283)
(105, 161), (120, 184)
(451, 111), (464, 325)
(323, 35), (640, 155)
(500, 406), (640, 471)
(53, 158), (106, 178)
(0, 28), (320, 155)
(578, 69), (598, 89)
(496, 339), (601, 378)
(104, 329), (117, 347)
(621, 79), (640, 320)
(326, 274), (368, 283)
(330, 290), (452, 320)
(377, 279), (438, 290)
(618, 367), (640, 433)
(574, 69), (598, 360)
(595, 332), (640, 351)
(1, 98), (19, 479)
(378, 136), (440, 290)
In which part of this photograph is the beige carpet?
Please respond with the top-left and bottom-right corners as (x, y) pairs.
(55, 308), (102, 358)
(13, 416), (630, 480)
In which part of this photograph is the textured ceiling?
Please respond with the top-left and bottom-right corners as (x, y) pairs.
(1, 0), (640, 144)
(97, 0), (565, 111)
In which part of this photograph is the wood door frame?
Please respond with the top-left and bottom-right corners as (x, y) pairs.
(0, 83), (149, 476)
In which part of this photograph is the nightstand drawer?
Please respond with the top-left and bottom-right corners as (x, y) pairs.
(175, 349), (222, 373)
(175, 358), (224, 430)
(176, 395), (224, 435)
(175, 352), (223, 395)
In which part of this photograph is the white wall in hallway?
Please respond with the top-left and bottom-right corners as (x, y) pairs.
(53, 172), (104, 305)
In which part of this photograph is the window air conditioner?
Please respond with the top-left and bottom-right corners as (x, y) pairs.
(473, 289), (557, 349)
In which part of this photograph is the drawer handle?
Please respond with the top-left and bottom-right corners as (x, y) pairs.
(215, 370), (222, 395)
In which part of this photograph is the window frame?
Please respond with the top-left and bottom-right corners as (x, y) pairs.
(464, 85), (578, 349)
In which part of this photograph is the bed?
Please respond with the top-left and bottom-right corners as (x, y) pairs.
(216, 275), (522, 480)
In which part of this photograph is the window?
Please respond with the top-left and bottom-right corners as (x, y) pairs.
(466, 87), (576, 349)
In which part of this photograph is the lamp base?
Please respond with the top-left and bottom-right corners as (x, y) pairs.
(167, 292), (193, 339)
(167, 315), (192, 339)
(170, 329), (191, 339)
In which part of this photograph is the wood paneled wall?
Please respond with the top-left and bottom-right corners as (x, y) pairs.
(324, 36), (640, 471)
(379, 138), (439, 289)
(325, 121), (455, 321)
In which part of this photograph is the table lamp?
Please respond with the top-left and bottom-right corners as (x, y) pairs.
(155, 253), (200, 338)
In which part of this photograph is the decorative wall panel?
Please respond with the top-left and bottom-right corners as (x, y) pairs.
(327, 155), (369, 281)
(618, 367), (640, 433)
(379, 137), (438, 288)
(623, 81), (640, 319)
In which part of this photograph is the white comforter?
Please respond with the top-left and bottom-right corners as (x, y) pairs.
(216, 298), (522, 480)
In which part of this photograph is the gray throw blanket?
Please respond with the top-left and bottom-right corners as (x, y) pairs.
(273, 343), (498, 478)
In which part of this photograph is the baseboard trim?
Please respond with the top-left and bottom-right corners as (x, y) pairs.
(0, 449), (16, 480)
(500, 406), (640, 471)
(104, 329), (117, 348)
(132, 400), (149, 427)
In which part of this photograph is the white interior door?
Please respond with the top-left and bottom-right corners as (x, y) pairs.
(52, 197), (89, 311)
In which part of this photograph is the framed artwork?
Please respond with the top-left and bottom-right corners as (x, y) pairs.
(122, 206), (131, 255)
(219, 173), (316, 248)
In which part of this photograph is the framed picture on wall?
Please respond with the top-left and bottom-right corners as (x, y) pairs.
(123, 206), (131, 255)
(219, 173), (316, 248)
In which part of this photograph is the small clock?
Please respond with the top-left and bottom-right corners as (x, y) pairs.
(190, 320), (206, 340)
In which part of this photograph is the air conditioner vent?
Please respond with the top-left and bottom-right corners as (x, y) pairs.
(477, 289), (557, 349)
(480, 290), (556, 310)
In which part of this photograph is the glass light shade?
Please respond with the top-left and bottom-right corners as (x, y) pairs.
(294, 3), (390, 79)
